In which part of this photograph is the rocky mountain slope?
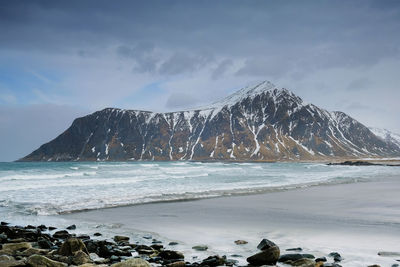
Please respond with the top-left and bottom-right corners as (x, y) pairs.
(20, 81), (400, 161)
(369, 127), (400, 151)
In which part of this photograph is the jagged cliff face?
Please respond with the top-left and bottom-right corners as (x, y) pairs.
(20, 81), (400, 161)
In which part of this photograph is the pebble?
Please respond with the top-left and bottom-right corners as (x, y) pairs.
(66, 224), (76, 230)
(192, 245), (208, 251)
(286, 247), (302, 251)
(378, 251), (400, 257)
(114, 235), (130, 242)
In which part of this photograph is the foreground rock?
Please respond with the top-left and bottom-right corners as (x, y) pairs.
(27, 254), (67, 267)
(158, 250), (184, 260)
(278, 253), (315, 263)
(113, 236), (130, 243)
(0, 242), (32, 255)
(247, 238), (280, 266)
(58, 238), (89, 256)
(328, 252), (342, 262)
(0, 255), (26, 267)
(111, 258), (150, 267)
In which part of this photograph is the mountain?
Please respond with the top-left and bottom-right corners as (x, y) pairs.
(19, 81), (400, 162)
(369, 127), (400, 151)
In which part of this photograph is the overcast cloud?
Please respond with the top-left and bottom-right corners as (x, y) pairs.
(0, 0), (400, 161)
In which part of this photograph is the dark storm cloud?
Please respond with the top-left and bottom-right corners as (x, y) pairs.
(2, 0), (399, 71)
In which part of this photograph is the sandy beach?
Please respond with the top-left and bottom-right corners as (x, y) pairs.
(62, 176), (400, 266)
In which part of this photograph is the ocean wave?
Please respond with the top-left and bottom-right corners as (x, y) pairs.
(0, 171), (97, 181)
(0, 175), (371, 216)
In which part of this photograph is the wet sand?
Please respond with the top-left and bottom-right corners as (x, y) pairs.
(63, 176), (400, 266)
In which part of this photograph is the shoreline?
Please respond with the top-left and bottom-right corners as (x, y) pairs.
(55, 174), (384, 215)
(60, 177), (400, 266)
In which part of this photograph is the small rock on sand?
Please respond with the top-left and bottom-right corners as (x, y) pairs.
(66, 224), (76, 230)
(378, 251), (400, 257)
(286, 247), (303, 251)
(192, 245), (208, 251)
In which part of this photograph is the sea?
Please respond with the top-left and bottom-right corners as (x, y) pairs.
(1, 161), (400, 266)
(2, 161), (399, 217)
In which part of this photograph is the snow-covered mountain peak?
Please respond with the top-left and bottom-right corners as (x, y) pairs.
(206, 80), (304, 110)
(210, 81), (275, 107)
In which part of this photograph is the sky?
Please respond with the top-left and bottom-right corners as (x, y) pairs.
(0, 0), (400, 161)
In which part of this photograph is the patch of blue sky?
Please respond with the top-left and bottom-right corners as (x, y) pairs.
(0, 65), (64, 105)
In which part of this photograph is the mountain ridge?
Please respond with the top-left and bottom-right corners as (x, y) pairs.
(19, 81), (400, 162)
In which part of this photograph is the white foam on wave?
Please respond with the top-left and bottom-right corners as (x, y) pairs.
(0, 171), (97, 182)
(1, 162), (399, 216)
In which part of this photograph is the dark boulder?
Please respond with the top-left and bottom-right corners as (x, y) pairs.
(200, 255), (226, 266)
(114, 236), (130, 242)
(37, 225), (47, 231)
(97, 241), (114, 258)
(66, 225), (76, 230)
(158, 250), (184, 260)
(150, 244), (163, 251)
(58, 237), (89, 256)
(84, 240), (99, 254)
(247, 246), (280, 266)
(53, 230), (70, 239)
(38, 237), (53, 249)
(329, 252), (343, 262)
(257, 238), (277, 250)
(315, 256), (327, 262)
(278, 253), (314, 263)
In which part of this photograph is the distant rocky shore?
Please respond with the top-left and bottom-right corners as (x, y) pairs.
(0, 222), (398, 267)
(327, 160), (400, 167)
